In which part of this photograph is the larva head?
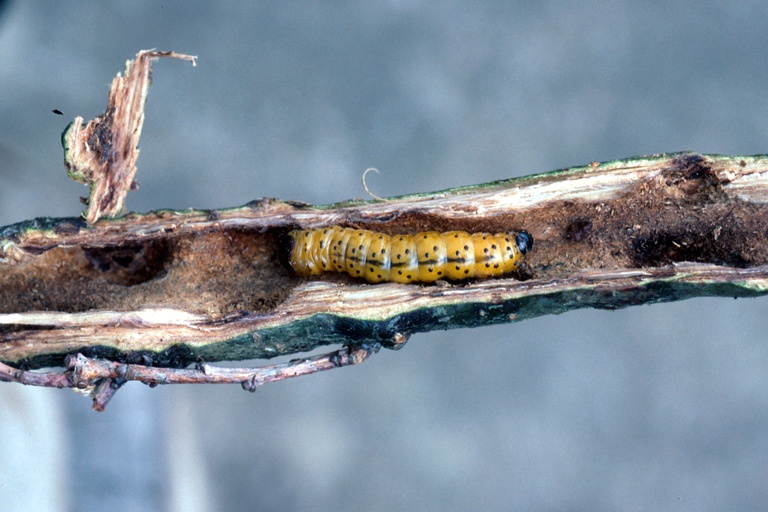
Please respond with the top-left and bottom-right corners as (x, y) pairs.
(515, 231), (533, 255)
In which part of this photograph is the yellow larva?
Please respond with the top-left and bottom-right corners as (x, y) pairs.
(285, 227), (533, 284)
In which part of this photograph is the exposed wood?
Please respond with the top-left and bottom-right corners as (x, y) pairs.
(63, 50), (196, 224)
(2, 153), (768, 371)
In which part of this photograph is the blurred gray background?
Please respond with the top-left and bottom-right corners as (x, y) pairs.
(2, 1), (768, 511)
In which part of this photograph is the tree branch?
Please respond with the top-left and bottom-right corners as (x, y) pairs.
(2, 50), (768, 409)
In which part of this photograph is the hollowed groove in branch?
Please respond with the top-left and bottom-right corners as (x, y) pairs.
(632, 226), (752, 268)
(0, 229), (293, 317)
(82, 239), (172, 286)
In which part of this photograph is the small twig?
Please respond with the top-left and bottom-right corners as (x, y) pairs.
(0, 360), (72, 388)
(240, 343), (376, 391)
(69, 344), (376, 390)
(79, 343), (375, 409)
(0, 344), (377, 410)
(91, 378), (125, 412)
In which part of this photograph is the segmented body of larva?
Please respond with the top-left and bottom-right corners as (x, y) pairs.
(286, 227), (533, 284)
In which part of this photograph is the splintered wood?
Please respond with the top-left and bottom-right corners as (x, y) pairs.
(62, 50), (196, 224)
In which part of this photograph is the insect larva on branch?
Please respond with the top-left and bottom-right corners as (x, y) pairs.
(282, 226), (533, 284)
